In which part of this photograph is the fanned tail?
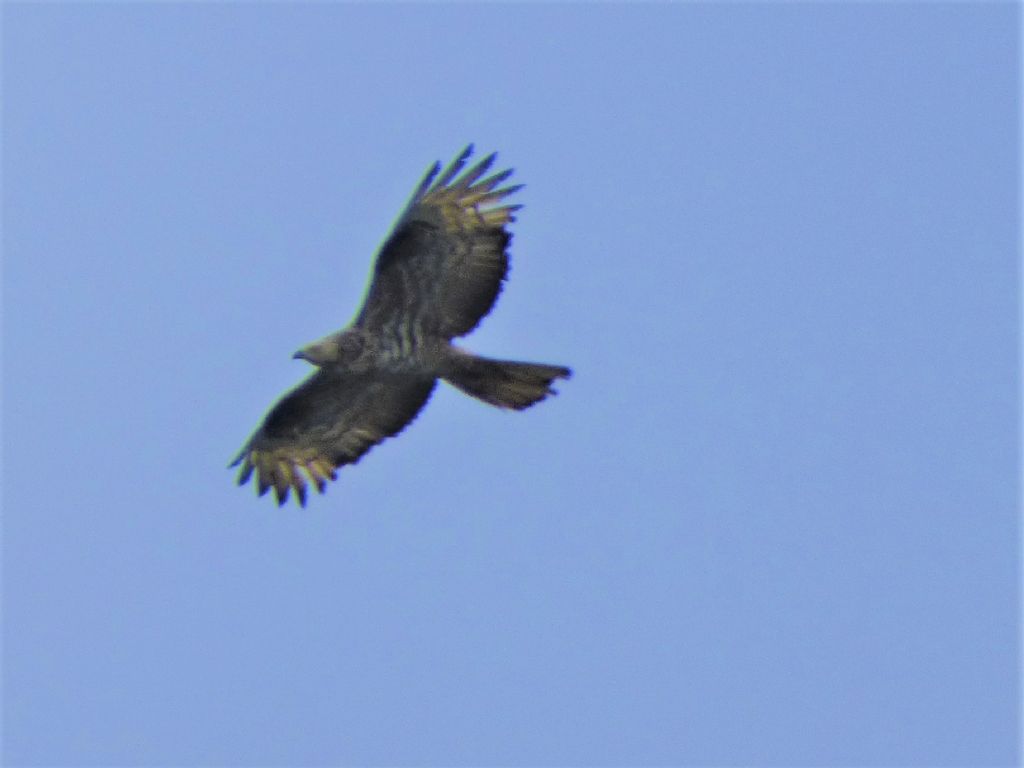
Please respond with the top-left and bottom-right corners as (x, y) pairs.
(443, 351), (571, 410)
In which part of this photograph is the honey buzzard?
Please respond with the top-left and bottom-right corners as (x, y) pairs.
(231, 146), (571, 506)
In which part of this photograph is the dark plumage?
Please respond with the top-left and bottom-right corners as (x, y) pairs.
(231, 146), (571, 506)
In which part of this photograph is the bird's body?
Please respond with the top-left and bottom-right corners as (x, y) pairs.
(232, 146), (571, 506)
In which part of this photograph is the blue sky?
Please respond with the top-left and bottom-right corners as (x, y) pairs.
(3, 4), (1019, 766)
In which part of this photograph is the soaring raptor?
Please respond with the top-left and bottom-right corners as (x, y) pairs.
(231, 146), (571, 506)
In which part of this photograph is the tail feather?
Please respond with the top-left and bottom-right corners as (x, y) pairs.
(443, 353), (571, 410)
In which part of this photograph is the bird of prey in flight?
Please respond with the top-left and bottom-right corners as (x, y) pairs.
(231, 146), (571, 506)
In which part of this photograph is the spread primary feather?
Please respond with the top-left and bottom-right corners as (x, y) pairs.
(231, 146), (571, 506)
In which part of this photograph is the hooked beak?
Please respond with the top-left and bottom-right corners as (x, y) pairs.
(292, 350), (307, 361)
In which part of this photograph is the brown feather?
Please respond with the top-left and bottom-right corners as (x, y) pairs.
(355, 147), (521, 339)
(231, 147), (570, 507)
(233, 372), (436, 505)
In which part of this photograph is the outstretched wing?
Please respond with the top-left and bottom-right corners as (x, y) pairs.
(355, 145), (523, 340)
(231, 370), (436, 506)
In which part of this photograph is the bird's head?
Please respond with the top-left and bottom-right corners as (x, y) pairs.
(293, 337), (339, 367)
(293, 329), (366, 368)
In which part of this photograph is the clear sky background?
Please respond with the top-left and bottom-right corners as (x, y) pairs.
(2, 4), (1019, 766)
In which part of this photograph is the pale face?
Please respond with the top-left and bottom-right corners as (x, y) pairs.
(293, 329), (367, 369)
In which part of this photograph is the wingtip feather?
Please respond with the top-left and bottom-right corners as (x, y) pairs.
(236, 457), (254, 486)
(475, 167), (514, 193)
(274, 484), (290, 506)
(435, 145), (475, 189)
(455, 152), (497, 189)
(413, 160), (441, 200)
